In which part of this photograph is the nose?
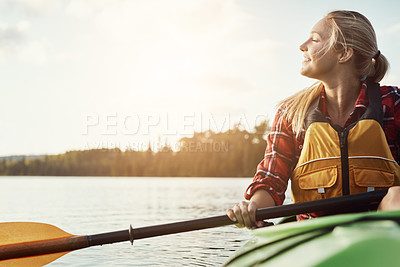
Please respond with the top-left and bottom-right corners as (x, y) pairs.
(299, 40), (307, 52)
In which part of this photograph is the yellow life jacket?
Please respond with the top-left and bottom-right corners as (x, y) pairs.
(291, 82), (400, 203)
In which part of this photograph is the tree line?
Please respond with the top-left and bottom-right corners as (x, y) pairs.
(0, 121), (270, 177)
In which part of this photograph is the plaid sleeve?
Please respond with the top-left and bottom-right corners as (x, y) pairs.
(391, 86), (400, 163)
(381, 86), (400, 163)
(244, 109), (299, 206)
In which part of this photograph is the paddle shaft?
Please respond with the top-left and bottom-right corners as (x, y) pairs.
(0, 189), (388, 261)
(89, 213), (232, 246)
(90, 188), (388, 245)
(255, 188), (387, 220)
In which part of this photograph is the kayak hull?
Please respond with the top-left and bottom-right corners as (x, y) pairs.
(225, 210), (400, 267)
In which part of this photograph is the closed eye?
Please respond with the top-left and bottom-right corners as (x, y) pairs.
(310, 31), (321, 42)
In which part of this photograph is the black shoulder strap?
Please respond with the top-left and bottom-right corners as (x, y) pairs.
(359, 80), (383, 127)
(304, 97), (329, 131)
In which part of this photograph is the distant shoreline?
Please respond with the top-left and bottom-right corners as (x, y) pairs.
(1, 123), (269, 178)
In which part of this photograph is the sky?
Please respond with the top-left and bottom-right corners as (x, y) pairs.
(0, 0), (399, 156)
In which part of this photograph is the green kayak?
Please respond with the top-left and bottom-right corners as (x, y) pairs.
(225, 210), (400, 267)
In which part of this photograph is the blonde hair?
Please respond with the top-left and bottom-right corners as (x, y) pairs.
(279, 10), (390, 137)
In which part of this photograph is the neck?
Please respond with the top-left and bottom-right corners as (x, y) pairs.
(321, 75), (361, 127)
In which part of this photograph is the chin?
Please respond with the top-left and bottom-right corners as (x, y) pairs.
(300, 67), (318, 79)
(300, 68), (310, 77)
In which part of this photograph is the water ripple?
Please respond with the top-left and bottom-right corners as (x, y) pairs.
(0, 177), (266, 266)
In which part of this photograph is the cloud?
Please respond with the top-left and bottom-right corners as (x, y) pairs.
(1, 0), (56, 15)
(0, 21), (27, 60)
(387, 23), (400, 33)
(0, 19), (50, 64)
(61, 1), (260, 82)
(0, 0), (54, 64)
(65, 0), (252, 43)
(55, 0), (285, 120)
(65, 0), (98, 19)
(175, 0), (253, 38)
(0, 21), (26, 43)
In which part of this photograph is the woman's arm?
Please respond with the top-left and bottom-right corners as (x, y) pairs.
(378, 186), (400, 211)
(227, 109), (300, 228)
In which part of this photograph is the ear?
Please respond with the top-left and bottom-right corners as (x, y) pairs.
(338, 47), (354, 63)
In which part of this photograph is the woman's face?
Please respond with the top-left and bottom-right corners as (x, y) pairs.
(299, 19), (340, 80)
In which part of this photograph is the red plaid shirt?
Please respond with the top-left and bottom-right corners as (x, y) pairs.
(245, 82), (400, 210)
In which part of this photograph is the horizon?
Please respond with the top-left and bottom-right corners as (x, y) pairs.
(2, 117), (264, 157)
(1, 0), (400, 156)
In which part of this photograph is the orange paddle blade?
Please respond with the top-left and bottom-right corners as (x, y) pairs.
(0, 222), (74, 267)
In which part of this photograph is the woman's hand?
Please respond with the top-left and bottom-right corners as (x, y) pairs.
(378, 186), (400, 211)
(227, 189), (276, 229)
(226, 201), (265, 229)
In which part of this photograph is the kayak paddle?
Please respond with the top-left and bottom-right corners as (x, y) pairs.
(0, 189), (387, 266)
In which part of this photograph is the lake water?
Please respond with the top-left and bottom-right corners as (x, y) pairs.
(0, 176), (289, 266)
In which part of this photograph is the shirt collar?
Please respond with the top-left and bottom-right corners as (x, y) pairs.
(319, 82), (369, 118)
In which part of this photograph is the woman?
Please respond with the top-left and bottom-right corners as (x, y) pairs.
(227, 10), (400, 228)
